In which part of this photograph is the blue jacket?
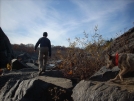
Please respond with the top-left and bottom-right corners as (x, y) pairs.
(35, 37), (51, 56)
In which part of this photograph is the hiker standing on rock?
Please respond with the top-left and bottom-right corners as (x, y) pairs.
(34, 32), (51, 75)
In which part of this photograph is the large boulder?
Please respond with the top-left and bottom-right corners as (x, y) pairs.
(72, 66), (134, 101)
(11, 59), (30, 70)
(72, 80), (134, 101)
(89, 66), (120, 81)
(0, 79), (73, 101)
(17, 53), (34, 63)
(0, 68), (73, 101)
(0, 27), (14, 68)
(89, 66), (134, 81)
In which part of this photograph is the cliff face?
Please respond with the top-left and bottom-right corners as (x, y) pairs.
(107, 27), (134, 54)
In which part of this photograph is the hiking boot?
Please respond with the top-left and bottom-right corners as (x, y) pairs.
(42, 69), (46, 73)
(38, 71), (42, 76)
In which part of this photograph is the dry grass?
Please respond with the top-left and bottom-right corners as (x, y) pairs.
(56, 26), (106, 80)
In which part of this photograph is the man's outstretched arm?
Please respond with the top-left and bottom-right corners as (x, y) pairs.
(34, 39), (40, 51)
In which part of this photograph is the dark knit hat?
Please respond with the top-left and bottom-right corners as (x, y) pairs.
(43, 32), (48, 36)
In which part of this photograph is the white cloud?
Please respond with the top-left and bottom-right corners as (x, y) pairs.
(71, 0), (133, 23)
(1, 0), (72, 46)
(1, 0), (134, 47)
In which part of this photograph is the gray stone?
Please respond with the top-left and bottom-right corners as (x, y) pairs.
(37, 76), (72, 89)
(72, 80), (134, 101)
(0, 68), (73, 101)
(90, 66), (134, 82)
(17, 53), (32, 63)
(26, 63), (38, 69)
(12, 59), (29, 70)
(89, 66), (119, 81)
(0, 79), (73, 101)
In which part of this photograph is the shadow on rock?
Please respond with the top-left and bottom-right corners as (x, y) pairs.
(40, 70), (64, 78)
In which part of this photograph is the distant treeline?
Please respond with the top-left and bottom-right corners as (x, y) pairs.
(11, 43), (78, 56)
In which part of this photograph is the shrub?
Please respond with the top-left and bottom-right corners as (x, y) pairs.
(57, 26), (106, 80)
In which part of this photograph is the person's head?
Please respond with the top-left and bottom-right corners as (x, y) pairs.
(43, 32), (48, 37)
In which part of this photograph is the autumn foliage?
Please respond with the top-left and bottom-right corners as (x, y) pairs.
(56, 26), (107, 80)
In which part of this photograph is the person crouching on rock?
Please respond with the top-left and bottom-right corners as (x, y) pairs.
(0, 27), (14, 76)
(34, 32), (51, 75)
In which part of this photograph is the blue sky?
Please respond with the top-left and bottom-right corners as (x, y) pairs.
(0, 0), (134, 47)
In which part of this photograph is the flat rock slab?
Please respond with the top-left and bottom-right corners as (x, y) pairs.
(26, 63), (58, 70)
(0, 68), (71, 90)
(107, 77), (134, 93)
(37, 76), (73, 89)
(42, 70), (64, 78)
(26, 63), (38, 69)
(89, 66), (120, 81)
(90, 66), (134, 82)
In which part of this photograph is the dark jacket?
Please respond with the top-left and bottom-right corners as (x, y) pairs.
(0, 27), (14, 67)
(34, 37), (51, 56)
